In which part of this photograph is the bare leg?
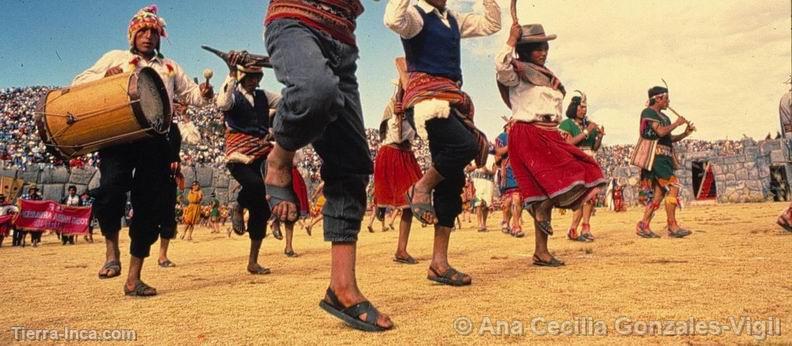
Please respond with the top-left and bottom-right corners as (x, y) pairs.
(99, 232), (121, 276)
(532, 199), (554, 261)
(284, 221), (296, 256)
(568, 208), (583, 236)
(501, 196), (512, 232)
(665, 185), (681, 231)
(510, 193), (522, 230)
(327, 242), (393, 329)
(640, 185), (666, 225)
(395, 209), (413, 260)
(247, 239), (269, 273)
(427, 224), (471, 284)
(366, 208), (375, 232)
(475, 204), (484, 230)
(387, 209), (400, 230)
(158, 238), (172, 264)
(482, 205), (489, 230)
(580, 201), (595, 237)
(124, 256), (155, 294)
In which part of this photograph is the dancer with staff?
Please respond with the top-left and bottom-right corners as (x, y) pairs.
(213, 49), (282, 274)
(496, 3), (605, 266)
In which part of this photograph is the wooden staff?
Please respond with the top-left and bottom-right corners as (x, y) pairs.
(201, 45), (272, 68)
(511, 0), (519, 24)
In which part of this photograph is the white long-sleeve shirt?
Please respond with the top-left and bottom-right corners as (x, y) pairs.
(384, 0), (501, 40)
(495, 44), (564, 124)
(215, 75), (281, 115)
(72, 50), (208, 109)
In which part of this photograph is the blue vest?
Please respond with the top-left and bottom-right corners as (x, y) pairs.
(223, 89), (270, 137)
(401, 6), (462, 82)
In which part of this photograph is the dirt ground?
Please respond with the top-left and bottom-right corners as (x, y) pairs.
(1, 202), (791, 344)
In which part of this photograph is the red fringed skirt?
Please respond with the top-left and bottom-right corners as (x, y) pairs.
(373, 145), (423, 209)
(291, 167), (310, 217)
(508, 122), (606, 209)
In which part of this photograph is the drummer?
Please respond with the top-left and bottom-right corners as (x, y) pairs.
(71, 4), (213, 297)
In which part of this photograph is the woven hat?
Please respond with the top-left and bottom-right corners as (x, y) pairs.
(128, 4), (167, 49)
(517, 24), (557, 44)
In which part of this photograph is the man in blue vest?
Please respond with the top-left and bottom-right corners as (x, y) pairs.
(216, 51), (282, 275)
(385, 0), (500, 286)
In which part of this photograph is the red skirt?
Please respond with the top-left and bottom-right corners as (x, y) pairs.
(374, 145), (423, 209)
(291, 167), (310, 217)
(508, 122), (606, 209)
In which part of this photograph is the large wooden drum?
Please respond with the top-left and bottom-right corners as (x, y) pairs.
(35, 67), (171, 159)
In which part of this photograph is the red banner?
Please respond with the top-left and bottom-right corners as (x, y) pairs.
(15, 200), (92, 234)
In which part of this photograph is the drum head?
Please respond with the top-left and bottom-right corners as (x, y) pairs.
(133, 67), (171, 134)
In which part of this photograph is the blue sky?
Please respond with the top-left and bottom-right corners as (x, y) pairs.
(1, 1), (790, 144)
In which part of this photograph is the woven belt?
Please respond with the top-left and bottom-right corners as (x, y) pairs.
(304, 0), (356, 21)
(471, 172), (494, 181)
(655, 145), (674, 157)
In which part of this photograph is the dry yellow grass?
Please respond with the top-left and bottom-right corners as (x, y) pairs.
(1, 202), (791, 345)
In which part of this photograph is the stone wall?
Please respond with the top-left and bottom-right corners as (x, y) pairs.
(610, 138), (788, 205)
(0, 166), (238, 204)
(3, 138), (789, 206)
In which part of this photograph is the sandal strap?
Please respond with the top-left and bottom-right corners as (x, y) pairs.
(324, 287), (341, 307)
(343, 301), (379, 324)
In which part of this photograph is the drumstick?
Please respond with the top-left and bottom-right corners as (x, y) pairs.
(203, 68), (213, 86)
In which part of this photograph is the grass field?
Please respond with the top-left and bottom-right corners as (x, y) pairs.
(1, 202), (791, 344)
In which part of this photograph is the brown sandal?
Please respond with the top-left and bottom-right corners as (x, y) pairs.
(427, 266), (471, 286)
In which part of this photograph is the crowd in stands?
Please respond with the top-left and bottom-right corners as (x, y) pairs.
(0, 86), (766, 182)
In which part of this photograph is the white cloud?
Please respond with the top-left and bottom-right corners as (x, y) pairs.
(449, 0), (791, 144)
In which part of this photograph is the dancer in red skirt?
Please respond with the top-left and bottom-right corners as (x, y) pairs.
(496, 23), (606, 267)
(374, 76), (423, 264)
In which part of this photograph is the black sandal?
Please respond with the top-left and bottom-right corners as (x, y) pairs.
(272, 224), (283, 240)
(124, 281), (157, 297)
(98, 260), (121, 279)
(778, 216), (792, 232)
(536, 220), (553, 236)
(393, 256), (417, 265)
(158, 259), (176, 268)
(265, 185), (299, 223)
(668, 228), (692, 238)
(408, 186), (436, 225)
(230, 203), (246, 236)
(284, 249), (298, 258)
(532, 255), (565, 267)
(319, 287), (391, 332)
(247, 265), (272, 275)
(427, 266), (472, 286)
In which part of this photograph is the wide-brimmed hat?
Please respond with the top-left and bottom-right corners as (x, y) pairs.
(237, 64), (263, 81)
(517, 24), (557, 44)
